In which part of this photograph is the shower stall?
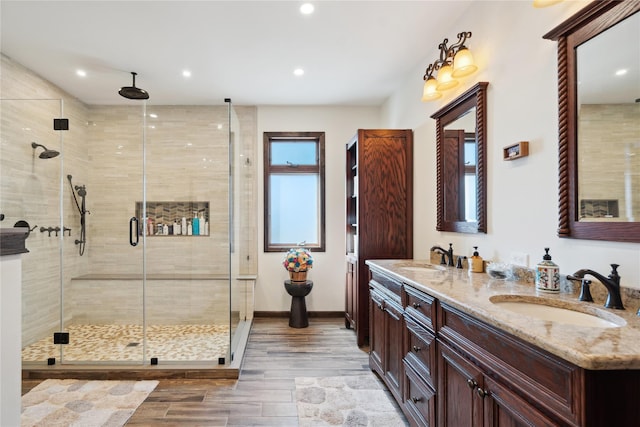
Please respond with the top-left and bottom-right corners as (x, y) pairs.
(1, 65), (257, 375)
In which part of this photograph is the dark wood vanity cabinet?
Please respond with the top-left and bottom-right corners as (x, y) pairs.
(346, 129), (413, 346)
(437, 341), (558, 427)
(367, 264), (640, 427)
(369, 269), (404, 403)
(402, 286), (438, 427)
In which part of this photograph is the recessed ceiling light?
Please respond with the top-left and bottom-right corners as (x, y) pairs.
(76, 69), (87, 77)
(294, 68), (305, 76)
(615, 69), (628, 76)
(182, 70), (192, 78)
(300, 3), (314, 14)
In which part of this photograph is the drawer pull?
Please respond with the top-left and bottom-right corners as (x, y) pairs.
(476, 388), (489, 399)
(411, 396), (422, 403)
(412, 302), (421, 308)
(412, 345), (421, 352)
(377, 303), (383, 310)
(467, 379), (477, 389)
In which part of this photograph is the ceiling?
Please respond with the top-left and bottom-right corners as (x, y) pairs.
(0, 1), (474, 106)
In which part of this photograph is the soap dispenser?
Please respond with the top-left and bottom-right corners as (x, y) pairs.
(536, 247), (560, 293)
(470, 246), (484, 273)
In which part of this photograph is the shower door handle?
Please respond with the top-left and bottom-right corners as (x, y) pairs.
(129, 216), (139, 247)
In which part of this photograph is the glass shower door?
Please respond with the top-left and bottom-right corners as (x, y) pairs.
(58, 102), (146, 364)
(143, 103), (232, 364)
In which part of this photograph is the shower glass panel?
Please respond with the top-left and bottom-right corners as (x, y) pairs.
(59, 103), (146, 364)
(8, 95), (254, 369)
(143, 103), (232, 364)
(229, 102), (256, 362)
(1, 99), (71, 365)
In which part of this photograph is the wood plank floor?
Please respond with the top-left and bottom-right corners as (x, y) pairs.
(23, 316), (402, 426)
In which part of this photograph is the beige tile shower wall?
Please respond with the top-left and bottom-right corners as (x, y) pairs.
(86, 105), (231, 275)
(578, 103), (640, 221)
(1, 55), (90, 346)
(69, 278), (230, 325)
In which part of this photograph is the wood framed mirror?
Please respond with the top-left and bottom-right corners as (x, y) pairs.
(544, 1), (640, 243)
(431, 82), (488, 234)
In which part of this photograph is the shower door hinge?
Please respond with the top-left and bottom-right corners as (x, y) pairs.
(53, 332), (69, 344)
(53, 118), (69, 131)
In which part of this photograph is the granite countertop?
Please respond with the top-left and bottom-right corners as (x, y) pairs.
(366, 259), (640, 370)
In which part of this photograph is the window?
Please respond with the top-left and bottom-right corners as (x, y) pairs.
(264, 132), (325, 252)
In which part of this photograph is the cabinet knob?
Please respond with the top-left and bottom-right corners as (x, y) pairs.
(412, 302), (421, 309)
(377, 303), (383, 310)
(476, 388), (489, 399)
(411, 396), (422, 403)
(412, 345), (421, 352)
(467, 379), (477, 389)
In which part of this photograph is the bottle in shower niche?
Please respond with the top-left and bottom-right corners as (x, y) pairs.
(536, 247), (560, 292)
(174, 219), (181, 235)
(192, 211), (200, 236)
(181, 217), (187, 235)
(187, 219), (193, 235)
(198, 211), (205, 235)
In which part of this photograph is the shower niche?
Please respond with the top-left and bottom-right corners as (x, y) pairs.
(135, 201), (210, 236)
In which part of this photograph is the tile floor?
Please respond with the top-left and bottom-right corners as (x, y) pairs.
(21, 324), (230, 363)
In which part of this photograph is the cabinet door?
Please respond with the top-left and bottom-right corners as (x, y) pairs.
(345, 260), (356, 329)
(369, 289), (385, 377)
(385, 299), (404, 402)
(438, 342), (483, 427)
(483, 376), (558, 427)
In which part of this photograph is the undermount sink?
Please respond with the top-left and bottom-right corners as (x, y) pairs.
(394, 262), (446, 273)
(490, 295), (626, 328)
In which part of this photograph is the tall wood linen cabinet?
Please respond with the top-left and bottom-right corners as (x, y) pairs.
(345, 129), (413, 346)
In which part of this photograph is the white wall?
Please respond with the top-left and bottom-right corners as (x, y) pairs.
(256, 106), (380, 312)
(255, 1), (639, 313)
(383, 0), (640, 289)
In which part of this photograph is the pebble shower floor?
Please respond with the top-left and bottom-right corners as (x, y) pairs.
(21, 324), (230, 362)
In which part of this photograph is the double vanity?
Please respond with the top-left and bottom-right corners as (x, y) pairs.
(366, 259), (640, 427)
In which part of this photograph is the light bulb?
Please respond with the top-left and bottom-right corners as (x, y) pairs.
(436, 64), (459, 91)
(422, 76), (442, 101)
(452, 47), (477, 78)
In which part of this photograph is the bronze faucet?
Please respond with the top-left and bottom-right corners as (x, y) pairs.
(568, 264), (624, 310)
(430, 243), (454, 267)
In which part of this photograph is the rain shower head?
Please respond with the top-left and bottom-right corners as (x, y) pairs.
(119, 72), (149, 100)
(31, 142), (60, 159)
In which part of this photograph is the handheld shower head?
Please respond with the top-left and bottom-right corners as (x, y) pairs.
(31, 142), (60, 159)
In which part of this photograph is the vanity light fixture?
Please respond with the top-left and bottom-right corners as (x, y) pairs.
(421, 31), (477, 102)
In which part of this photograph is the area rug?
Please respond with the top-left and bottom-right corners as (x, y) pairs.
(21, 379), (158, 427)
(295, 373), (409, 426)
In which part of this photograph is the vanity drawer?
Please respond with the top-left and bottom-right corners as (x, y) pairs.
(404, 316), (437, 390)
(403, 285), (436, 332)
(369, 269), (402, 303)
(403, 361), (436, 427)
